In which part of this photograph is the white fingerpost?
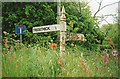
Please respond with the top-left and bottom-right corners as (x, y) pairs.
(32, 6), (86, 58)
(60, 6), (66, 57)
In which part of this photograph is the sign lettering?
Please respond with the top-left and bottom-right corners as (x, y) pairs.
(33, 24), (61, 33)
(33, 27), (50, 31)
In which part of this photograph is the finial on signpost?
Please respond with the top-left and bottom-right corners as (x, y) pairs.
(60, 6), (66, 22)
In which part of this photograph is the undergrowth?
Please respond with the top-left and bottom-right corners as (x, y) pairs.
(2, 45), (118, 77)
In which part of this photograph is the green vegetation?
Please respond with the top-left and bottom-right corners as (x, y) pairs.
(2, 1), (119, 77)
(2, 2), (57, 46)
(100, 23), (119, 49)
(2, 2), (105, 50)
(2, 45), (118, 77)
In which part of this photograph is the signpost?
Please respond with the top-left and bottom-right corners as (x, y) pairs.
(32, 6), (86, 67)
(16, 25), (26, 34)
(65, 32), (86, 41)
(33, 24), (61, 33)
(15, 25), (26, 46)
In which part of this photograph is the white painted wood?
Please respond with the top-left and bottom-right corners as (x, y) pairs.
(60, 31), (66, 57)
(33, 24), (61, 33)
(60, 22), (66, 31)
(60, 6), (66, 58)
(65, 32), (86, 41)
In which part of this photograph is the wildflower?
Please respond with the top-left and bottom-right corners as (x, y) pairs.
(3, 38), (8, 48)
(103, 49), (107, 54)
(105, 54), (109, 65)
(12, 39), (16, 42)
(13, 34), (16, 37)
(3, 31), (7, 35)
(102, 49), (109, 66)
(70, 43), (74, 47)
(3, 38), (8, 44)
(17, 40), (20, 43)
(50, 43), (57, 48)
(111, 49), (118, 57)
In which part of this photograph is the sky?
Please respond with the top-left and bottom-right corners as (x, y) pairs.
(87, 0), (119, 26)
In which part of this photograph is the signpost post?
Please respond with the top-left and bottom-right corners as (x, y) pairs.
(59, 6), (66, 58)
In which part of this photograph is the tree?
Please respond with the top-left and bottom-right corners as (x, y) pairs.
(2, 2), (57, 45)
(2, 1), (104, 50)
(61, 1), (104, 50)
(100, 23), (118, 49)
(93, 0), (119, 18)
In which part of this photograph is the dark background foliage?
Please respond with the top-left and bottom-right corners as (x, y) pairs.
(2, 2), (118, 50)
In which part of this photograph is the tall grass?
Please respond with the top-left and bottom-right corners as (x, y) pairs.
(2, 45), (118, 77)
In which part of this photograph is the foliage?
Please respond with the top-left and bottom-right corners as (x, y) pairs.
(2, 45), (118, 77)
(3, 31), (18, 46)
(61, 2), (104, 50)
(2, 2), (119, 77)
(100, 23), (118, 49)
(2, 2), (57, 45)
(2, 2), (105, 50)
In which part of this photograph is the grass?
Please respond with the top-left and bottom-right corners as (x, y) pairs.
(2, 44), (119, 77)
